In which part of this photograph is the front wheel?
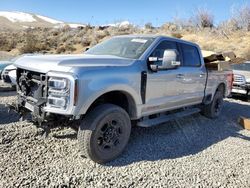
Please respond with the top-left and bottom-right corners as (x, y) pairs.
(202, 91), (224, 119)
(78, 104), (131, 164)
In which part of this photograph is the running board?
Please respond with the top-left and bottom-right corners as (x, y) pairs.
(137, 108), (201, 127)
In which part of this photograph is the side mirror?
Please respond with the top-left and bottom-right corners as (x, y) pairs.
(161, 49), (180, 69)
(148, 49), (180, 71)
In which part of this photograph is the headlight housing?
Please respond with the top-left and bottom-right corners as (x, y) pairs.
(47, 77), (70, 109)
(44, 72), (77, 114)
(48, 78), (68, 90)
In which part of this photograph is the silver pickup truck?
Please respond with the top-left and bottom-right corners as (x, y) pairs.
(13, 35), (233, 163)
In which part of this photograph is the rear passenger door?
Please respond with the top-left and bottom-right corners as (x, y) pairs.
(178, 43), (207, 104)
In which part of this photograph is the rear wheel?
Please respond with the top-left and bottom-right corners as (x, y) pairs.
(78, 104), (131, 164)
(202, 91), (224, 119)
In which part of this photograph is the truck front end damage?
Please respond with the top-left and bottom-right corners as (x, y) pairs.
(14, 68), (78, 126)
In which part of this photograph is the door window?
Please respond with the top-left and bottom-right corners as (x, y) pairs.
(180, 43), (201, 67)
(150, 41), (180, 66)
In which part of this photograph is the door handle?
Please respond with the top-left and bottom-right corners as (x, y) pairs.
(176, 74), (184, 79)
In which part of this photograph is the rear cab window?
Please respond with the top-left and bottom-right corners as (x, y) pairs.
(180, 43), (201, 67)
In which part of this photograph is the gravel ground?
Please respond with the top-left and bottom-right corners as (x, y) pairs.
(0, 85), (250, 187)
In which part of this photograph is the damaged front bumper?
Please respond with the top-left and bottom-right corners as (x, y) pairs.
(13, 68), (78, 126)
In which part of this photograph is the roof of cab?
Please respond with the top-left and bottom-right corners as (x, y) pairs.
(114, 34), (200, 48)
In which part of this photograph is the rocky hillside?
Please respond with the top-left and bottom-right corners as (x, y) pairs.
(0, 11), (249, 61)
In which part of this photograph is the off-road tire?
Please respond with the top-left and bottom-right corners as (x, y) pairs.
(78, 104), (131, 164)
(202, 91), (224, 119)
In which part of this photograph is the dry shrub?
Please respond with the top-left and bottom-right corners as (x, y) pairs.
(64, 43), (76, 52)
(114, 24), (138, 35)
(61, 25), (71, 32)
(243, 48), (250, 60)
(201, 43), (217, 52)
(161, 23), (178, 31)
(46, 37), (58, 49)
(173, 16), (194, 31)
(52, 30), (59, 36)
(95, 30), (109, 41)
(0, 36), (16, 51)
(192, 8), (214, 28)
(145, 22), (153, 29)
(171, 33), (183, 38)
(89, 38), (98, 46)
(60, 32), (74, 43)
(77, 29), (87, 38)
(56, 46), (66, 54)
(20, 33), (48, 53)
(219, 19), (239, 32)
(56, 43), (76, 53)
(81, 37), (91, 47)
(231, 4), (250, 31)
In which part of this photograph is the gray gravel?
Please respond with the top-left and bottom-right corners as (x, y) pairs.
(0, 86), (250, 187)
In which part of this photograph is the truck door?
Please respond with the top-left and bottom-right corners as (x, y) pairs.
(143, 40), (187, 115)
(178, 43), (207, 104)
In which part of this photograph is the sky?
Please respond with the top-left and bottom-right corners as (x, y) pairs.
(0, 0), (249, 26)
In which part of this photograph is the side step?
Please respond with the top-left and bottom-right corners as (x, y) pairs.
(137, 108), (201, 128)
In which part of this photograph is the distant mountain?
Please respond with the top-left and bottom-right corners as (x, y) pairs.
(0, 11), (87, 30)
(0, 11), (132, 30)
(0, 11), (133, 30)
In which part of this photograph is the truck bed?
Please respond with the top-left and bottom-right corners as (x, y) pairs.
(206, 70), (232, 98)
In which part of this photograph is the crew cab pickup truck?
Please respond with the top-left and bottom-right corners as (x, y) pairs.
(13, 35), (233, 163)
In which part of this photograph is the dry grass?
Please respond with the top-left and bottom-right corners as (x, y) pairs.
(0, 25), (249, 60)
(182, 30), (250, 59)
(171, 32), (183, 39)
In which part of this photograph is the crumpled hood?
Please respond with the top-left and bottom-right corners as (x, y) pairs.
(14, 54), (135, 73)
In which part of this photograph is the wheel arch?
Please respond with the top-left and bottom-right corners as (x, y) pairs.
(80, 89), (140, 119)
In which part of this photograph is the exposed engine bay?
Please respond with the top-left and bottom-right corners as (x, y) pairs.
(15, 68), (48, 122)
(17, 68), (47, 100)
(13, 68), (75, 132)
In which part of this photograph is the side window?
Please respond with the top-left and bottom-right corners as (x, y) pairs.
(150, 41), (180, 65)
(181, 43), (201, 67)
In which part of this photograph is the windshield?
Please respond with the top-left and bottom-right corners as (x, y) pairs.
(85, 37), (155, 59)
(232, 62), (250, 71)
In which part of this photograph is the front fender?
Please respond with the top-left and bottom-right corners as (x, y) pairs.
(75, 77), (142, 117)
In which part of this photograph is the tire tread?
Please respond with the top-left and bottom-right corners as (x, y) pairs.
(78, 104), (131, 163)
